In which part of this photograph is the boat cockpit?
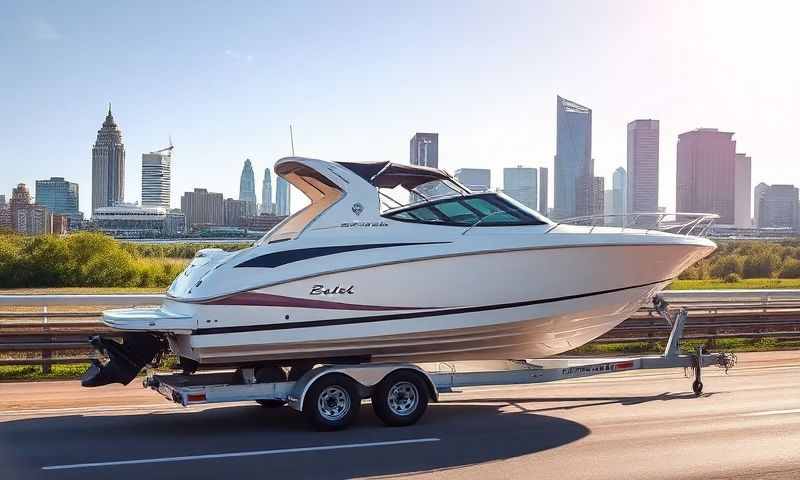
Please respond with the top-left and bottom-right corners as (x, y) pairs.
(258, 158), (550, 245)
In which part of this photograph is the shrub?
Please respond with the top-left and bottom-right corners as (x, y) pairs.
(724, 272), (742, 283)
(679, 262), (710, 280)
(742, 252), (782, 278)
(710, 255), (743, 278)
(0, 231), (194, 289)
(779, 258), (800, 278)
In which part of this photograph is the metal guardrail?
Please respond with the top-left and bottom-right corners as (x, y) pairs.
(1, 290), (799, 371)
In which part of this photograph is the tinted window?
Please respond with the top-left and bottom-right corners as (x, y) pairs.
(433, 200), (480, 224)
(385, 194), (545, 226)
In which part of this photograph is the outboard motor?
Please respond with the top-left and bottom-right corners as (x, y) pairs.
(81, 333), (165, 387)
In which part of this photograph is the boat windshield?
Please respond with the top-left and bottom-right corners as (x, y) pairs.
(383, 192), (549, 226)
(378, 179), (469, 212)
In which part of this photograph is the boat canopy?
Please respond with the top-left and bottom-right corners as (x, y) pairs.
(336, 161), (460, 190)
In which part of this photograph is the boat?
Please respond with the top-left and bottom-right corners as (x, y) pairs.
(82, 157), (717, 387)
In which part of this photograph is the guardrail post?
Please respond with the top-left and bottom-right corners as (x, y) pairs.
(41, 306), (51, 374)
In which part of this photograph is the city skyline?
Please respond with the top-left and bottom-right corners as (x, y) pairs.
(2, 2), (798, 215)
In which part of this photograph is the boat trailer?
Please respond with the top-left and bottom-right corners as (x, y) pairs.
(141, 295), (737, 430)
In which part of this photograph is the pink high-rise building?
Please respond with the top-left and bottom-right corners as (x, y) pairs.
(676, 128), (737, 224)
(627, 119), (659, 213)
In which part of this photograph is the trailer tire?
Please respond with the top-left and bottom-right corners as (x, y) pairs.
(254, 366), (288, 408)
(372, 370), (429, 427)
(303, 374), (361, 431)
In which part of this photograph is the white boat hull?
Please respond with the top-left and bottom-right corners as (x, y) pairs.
(127, 243), (709, 365)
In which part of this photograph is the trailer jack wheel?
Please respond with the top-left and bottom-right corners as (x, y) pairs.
(692, 380), (703, 395)
(691, 347), (703, 396)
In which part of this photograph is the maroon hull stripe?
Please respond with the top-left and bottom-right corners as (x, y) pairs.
(202, 292), (444, 311)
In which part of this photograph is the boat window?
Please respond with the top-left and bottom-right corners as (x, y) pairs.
(462, 197), (519, 223)
(383, 193), (547, 227)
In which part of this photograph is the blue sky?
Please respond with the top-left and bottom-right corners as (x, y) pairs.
(1, 1), (798, 214)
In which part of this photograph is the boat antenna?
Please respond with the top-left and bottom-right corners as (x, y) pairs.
(289, 124), (295, 156)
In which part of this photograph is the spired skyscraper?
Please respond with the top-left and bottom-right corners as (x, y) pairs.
(91, 104), (125, 214)
(260, 168), (273, 214)
(275, 176), (291, 216)
(554, 96), (592, 218)
(141, 144), (173, 209)
(239, 159), (257, 216)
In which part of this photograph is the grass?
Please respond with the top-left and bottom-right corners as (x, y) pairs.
(0, 287), (166, 295)
(668, 278), (800, 290)
(573, 337), (800, 355)
(0, 364), (90, 381)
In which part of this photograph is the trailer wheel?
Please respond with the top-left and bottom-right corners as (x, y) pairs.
(372, 370), (429, 427)
(303, 374), (361, 431)
(254, 366), (287, 408)
(692, 380), (703, 395)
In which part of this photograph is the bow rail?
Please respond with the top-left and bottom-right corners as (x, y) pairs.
(546, 212), (719, 237)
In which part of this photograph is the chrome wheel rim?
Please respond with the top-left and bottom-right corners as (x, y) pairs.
(387, 381), (419, 416)
(317, 385), (350, 421)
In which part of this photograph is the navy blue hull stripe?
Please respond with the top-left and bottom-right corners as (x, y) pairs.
(193, 278), (671, 335)
(235, 242), (451, 268)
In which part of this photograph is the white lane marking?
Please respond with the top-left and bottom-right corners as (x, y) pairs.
(42, 438), (441, 470)
(739, 408), (800, 417)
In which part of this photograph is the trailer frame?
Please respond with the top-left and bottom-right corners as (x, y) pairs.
(142, 298), (737, 430)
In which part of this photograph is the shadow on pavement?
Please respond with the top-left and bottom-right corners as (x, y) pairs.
(441, 391), (718, 413)
(1, 401), (590, 479)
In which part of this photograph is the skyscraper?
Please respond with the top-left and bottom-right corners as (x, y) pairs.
(538, 167), (549, 215)
(275, 176), (291, 216)
(612, 167), (627, 216)
(554, 96), (592, 218)
(455, 168), (490, 192)
(410, 133), (439, 168)
(141, 145), (173, 209)
(757, 184), (798, 229)
(754, 182), (768, 228)
(676, 128), (737, 224)
(223, 198), (248, 227)
(180, 188), (224, 227)
(92, 104), (125, 214)
(575, 173), (604, 219)
(734, 153), (752, 227)
(239, 158), (257, 216)
(0, 195), (10, 230)
(260, 168), (273, 214)
(627, 119), (659, 213)
(35, 177), (81, 224)
(503, 166), (538, 209)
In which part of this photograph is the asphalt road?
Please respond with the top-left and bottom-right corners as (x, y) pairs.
(1, 351), (799, 480)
